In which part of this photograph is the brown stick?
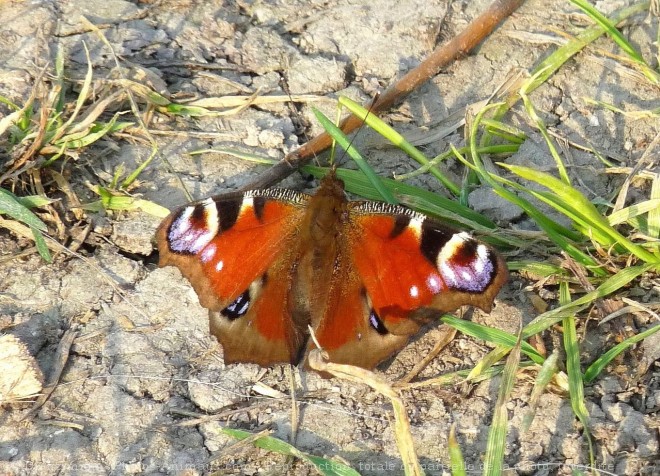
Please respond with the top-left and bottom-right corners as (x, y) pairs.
(246, 0), (526, 189)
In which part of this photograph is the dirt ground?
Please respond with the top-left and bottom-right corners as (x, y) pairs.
(0, 0), (659, 475)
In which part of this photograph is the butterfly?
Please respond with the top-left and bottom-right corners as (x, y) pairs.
(156, 169), (507, 370)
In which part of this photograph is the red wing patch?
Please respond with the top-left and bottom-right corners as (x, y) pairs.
(350, 214), (444, 323)
(157, 193), (307, 310)
(210, 260), (302, 365)
(309, 266), (415, 369)
(349, 209), (506, 319)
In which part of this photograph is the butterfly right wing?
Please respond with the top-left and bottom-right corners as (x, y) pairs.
(309, 201), (507, 369)
(156, 189), (310, 365)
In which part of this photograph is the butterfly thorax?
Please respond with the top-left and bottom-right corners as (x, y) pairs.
(306, 172), (349, 239)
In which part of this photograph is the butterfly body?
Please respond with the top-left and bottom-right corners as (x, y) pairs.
(156, 171), (507, 370)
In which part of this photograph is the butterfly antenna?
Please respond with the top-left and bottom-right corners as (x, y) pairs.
(334, 92), (380, 168)
(280, 77), (322, 168)
(282, 74), (379, 172)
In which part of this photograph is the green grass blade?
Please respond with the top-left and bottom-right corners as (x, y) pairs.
(448, 424), (466, 476)
(41, 143), (67, 167)
(0, 188), (47, 231)
(90, 186), (169, 216)
(608, 198), (660, 227)
(442, 316), (545, 364)
(569, 0), (653, 71)
(54, 117), (131, 150)
(560, 281), (595, 467)
(648, 173), (660, 239)
(482, 325), (521, 476)
(53, 44), (66, 114)
(312, 107), (397, 204)
(519, 74), (570, 184)
(18, 101), (33, 132)
(337, 96), (460, 196)
(583, 323), (660, 383)
(499, 163), (612, 230)
(0, 94), (20, 111)
(163, 103), (214, 116)
(220, 427), (361, 476)
(483, 171), (586, 243)
(519, 188), (617, 247)
(31, 226), (52, 263)
(17, 195), (55, 208)
(60, 42), (94, 133)
(121, 147), (158, 189)
(465, 108), (604, 273)
(500, 163), (660, 264)
(466, 345), (511, 381)
(508, 260), (569, 279)
(479, 118), (527, 144)
(398, 144), (519, 182)
(408, 362), (538, 389)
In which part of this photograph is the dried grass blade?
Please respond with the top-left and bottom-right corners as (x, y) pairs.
(482, 324), (522, 476)
(441, 316), (545, 364)
(308, 350), (423, 476)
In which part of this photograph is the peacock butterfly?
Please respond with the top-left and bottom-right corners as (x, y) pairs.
(156, 169), (507, 370)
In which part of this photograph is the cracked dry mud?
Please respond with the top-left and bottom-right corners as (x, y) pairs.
(0, 0), (659, 475)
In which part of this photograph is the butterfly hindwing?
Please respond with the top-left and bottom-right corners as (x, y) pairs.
(308, 245), (417, 369)
(209, 255), (304, 365)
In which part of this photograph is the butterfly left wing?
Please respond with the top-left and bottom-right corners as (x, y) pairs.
(310, 203), (507, 369)
(156, 189), (311, 365)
